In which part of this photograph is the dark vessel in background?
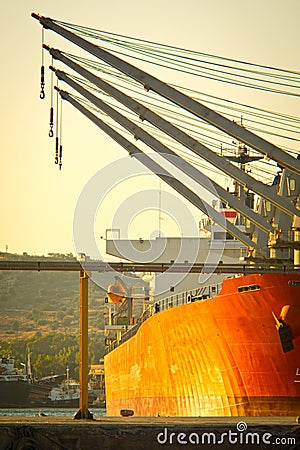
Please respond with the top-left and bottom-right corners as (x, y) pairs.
(0, 356), (64, 408)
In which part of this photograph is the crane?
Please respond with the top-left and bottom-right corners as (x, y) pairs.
(31, 13), (300, 176)
(32, 13), (300, 262)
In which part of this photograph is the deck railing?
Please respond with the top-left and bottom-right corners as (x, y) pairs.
(104, 280), (223, 355)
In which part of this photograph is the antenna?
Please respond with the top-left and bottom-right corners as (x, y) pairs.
(158, 180), (162, 238)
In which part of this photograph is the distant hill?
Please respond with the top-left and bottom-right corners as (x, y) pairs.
(0, 252), (109, 377)
(0, 252), (148, 376)
(0, 252), (108, 341)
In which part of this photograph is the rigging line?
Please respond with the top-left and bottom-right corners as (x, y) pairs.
(173, 83), (300, 122)
(96, 92), (228, 149)
(55, 78), (59, 166)
(59, 96), (63, 142)
(59, 96), (63, 170)
(89, 38), (299, 88)
(41, 27), (45, 65)
(70, 93), (277, 182)
(70, 73), (300, 151)
(70, 77), (229, 144)
(157, 138), (279, 177)
(85, 74), (300, 138)
(55, 20), (300, 78)
(66, 68), (300, 134)
(60, 61), (298, 159)
(59, 45), (299, 99)
(69, 88), (298, 166)
(75, 43), (300, 97)
(64, 52), (300, 125)
(93, 36), (300, 83)
(49, 56), (54, 138)
(67, 73), (236, 141)
(184, 92), (300, 130)
(204, 107), (300, 133)
(79, 95), (281, 178)
(73, 95), (233, 177)
(90, 44), (300, 96)
(248, 166), (278, 180)
(131, 115), (226, 151)
(67, 82), (299, 164)
(245, 125), (300, 143)
(71, 83), (235, 150)
(40, 27), (46, 99)
(94, 39), (300, 90)
(145, 125), (233, 155)
(91, 73), (300, 135)
(71, 92), (229, 162)
(64, 47), (298, 156)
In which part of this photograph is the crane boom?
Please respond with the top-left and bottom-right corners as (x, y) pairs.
(52, 66), (273, 234)
(45, 46), (300, 219)
(32, 13), (300, 177)
(57, 87), (262, 252)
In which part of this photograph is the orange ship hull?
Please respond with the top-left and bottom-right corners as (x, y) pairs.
(104, 273), (300, 416)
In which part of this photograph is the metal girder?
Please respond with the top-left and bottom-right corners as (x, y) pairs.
(42, 48), (300, 220)
(31, 13), (300, 176)
(51, 62), (273, 234)
(56, 88), (261, 251)
(1, 259), (300, 273)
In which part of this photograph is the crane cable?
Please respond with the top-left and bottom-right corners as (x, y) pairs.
(54, 20), (300, 97)
(62, 52), (300, 142)
(40, 27), (45, 99)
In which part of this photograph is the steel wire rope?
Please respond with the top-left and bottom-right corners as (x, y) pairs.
(67, 67), (300, 141)
(55, 20), (300, 80)
(66, 73), (243, 151)
(90, 38), (300, 91)
(66, 84), (296, 175)
(67, 92), (234, 176)
(52, 24), (300, 97)
(68, 91), (278, 183)
(70, 43), (300, 97)
(63, 51), (300, 130)
(63, 52), (300, 140)
(67, 70), (300, 160)
(53, 21), (298, 96)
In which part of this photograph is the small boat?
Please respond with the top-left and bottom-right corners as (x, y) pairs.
(47, 368), (97, 407)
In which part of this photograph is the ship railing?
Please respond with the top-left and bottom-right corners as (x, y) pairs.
(154, 281), (223, 313)
(105, 281), (222, 354)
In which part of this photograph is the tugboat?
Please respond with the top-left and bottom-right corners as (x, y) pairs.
(47, 368), (97, 407)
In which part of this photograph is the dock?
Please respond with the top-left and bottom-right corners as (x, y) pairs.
(0, 416), (299, 449)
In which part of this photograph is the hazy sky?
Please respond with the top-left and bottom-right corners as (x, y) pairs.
(1, 0), (299, 256)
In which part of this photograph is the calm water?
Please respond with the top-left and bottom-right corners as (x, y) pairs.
(0, 408), (106, 417)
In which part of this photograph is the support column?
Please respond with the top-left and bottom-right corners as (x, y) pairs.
(74, 270), (93, 419)
(294, 229), (300, 266)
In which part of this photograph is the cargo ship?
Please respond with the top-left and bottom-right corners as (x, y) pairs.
(104, 272), (300, 416)
(0, 356), (65, 408)
(31, 14), (300, 416)
(103, 168), (300, 417)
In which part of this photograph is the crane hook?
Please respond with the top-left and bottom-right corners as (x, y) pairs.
(55, 137), (59, 164)
(40, 65), (45, 99)
(49, 107), (54, 137)
(59, 144), (63, 170)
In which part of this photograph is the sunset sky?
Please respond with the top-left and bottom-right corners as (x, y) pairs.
(1, 0), (299, 257)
